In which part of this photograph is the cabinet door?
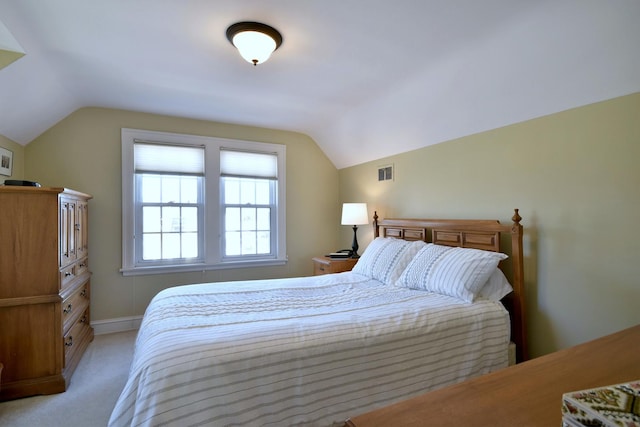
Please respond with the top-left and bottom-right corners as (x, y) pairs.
(76, 200), (89, 259)
(60, 198), (77, 267)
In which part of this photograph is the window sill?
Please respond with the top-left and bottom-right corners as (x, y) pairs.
(120, 258), (288, 276)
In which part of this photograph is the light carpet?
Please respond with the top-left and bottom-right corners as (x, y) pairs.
(0, 330), (137, 427)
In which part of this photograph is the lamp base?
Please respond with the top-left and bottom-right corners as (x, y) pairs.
(351, 225), (360, 258)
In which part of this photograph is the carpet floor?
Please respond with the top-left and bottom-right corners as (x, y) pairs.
(0, 330), (137, 427)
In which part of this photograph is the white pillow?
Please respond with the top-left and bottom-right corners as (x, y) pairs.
(397, 244), (508, 303)
(477, 268), (513, 301)
(353, 237), (426, 285)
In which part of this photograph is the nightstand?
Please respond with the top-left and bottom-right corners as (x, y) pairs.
(312, 256), (358, 275)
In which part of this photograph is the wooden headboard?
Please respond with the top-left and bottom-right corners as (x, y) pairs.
(373, 209), (527, 362)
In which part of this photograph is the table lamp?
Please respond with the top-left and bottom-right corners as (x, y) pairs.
(341, 203), (369, 258)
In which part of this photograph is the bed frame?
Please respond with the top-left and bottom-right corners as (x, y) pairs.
(373, 209), (527, 362)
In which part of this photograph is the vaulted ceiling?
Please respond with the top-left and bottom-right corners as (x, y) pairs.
(1, 0), (638, 169)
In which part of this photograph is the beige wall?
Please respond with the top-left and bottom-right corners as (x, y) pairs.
(0, 135), (24, 181)
(339, 92), (640, 358)
(16, 93), (640, 358)
(24, 107), (340, 320)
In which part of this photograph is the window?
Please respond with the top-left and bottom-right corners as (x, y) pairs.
(121, 129), (286, 275)
(134, 143), (205, 266)
(220, 149), (278, 260)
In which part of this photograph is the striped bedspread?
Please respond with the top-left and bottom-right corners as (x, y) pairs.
(109, 272), (510, 427)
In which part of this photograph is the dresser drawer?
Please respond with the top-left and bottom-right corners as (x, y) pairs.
(63, 309), (91, 369)
(61, 281), (90, 333)
(60, 264), (76, 290)
(60, 258), (90, 291)
(75, 257), (89, 277)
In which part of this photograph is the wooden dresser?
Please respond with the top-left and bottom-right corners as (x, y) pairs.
(0, 186), (93, 400)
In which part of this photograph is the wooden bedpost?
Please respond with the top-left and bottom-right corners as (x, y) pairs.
(509, 208), (528, 362)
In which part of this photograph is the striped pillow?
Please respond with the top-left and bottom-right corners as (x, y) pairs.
(397, 244), (508, 302)
(353, 237), (426, 285)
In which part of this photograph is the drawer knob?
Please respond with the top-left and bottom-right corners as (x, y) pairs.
(65, 272), (72, 277)
(80, 289), (87, 297)
(65, 336), (73, 347)
(63, 303), (72, 314)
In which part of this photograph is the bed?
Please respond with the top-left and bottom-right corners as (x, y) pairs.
(109, 210), (527, 427)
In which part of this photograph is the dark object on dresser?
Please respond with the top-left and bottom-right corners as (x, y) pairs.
(3, 179), (41, 186)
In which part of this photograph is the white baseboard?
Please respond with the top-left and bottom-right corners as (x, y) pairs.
(91, 316), (143, 335)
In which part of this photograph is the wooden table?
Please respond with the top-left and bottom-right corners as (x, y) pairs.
(312, 256), (358, 275)
(346, 324), (640, 427)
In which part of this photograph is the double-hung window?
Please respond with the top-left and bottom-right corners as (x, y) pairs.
(121, 128), (286, 275)
(134, 143), (204, 265)
(220, 150), (278, 260)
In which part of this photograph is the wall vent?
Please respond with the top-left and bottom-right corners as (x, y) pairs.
(378, 164), (393, 181)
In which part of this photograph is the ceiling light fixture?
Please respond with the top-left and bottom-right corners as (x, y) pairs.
(226, 21), (282, 66)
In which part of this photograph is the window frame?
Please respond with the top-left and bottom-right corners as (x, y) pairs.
(134, 173), (205, 266)
(121, 128), (287, 276)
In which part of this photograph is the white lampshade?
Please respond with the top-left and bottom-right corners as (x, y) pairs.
(341, 203), (369, 226)
(226, 22), (283, 66)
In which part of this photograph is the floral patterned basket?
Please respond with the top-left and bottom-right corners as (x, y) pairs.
(562, 380), (640, 427)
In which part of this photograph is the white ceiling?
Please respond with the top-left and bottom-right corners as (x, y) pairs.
(0, 0), (639, 169)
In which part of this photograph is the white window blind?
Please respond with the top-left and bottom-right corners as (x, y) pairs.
(134, 142), (205, 175)
(220, 149), (277, 179)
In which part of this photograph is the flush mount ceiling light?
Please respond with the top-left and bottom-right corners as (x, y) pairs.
(226, 21), (282, 66)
